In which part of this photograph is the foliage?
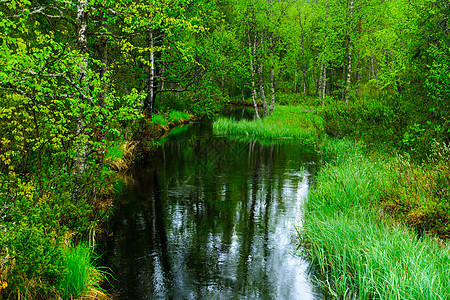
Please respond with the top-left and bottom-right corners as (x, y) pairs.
(322, 97), (407, 149)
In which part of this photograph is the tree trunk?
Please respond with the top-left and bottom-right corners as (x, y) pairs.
(269, 33), (275, 114)
(257, 33), (268, 116)
(356, 63), (360, 98)
(247, 29), (260, 119)
(321, 0), (328, 107)
(97, 35), (108, 163)
(322, 64), (326, 106)
(345, 43), (352, 104)
(144, 29), (156, 119)
(294, 68), (298, 93)
(74, 0), (89, 177)
(270, 58), (275, 114)
(298, 9), (309, 96)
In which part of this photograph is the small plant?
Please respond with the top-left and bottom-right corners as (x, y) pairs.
(58, 244), (106, 299)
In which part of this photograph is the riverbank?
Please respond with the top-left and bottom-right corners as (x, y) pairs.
(0, 106), (195, 299)
(213, 105), (450, 299)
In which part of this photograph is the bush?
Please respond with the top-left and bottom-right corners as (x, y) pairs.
(322, 98), (407, 149)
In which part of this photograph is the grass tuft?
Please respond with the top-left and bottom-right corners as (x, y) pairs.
(151, 114), (168, 127)
(58, 244), (106, 299)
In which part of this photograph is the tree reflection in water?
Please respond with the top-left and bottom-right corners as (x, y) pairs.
(104, 123), (324, 299)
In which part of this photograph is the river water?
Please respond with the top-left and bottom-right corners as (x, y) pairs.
(103, 121), (325, 299)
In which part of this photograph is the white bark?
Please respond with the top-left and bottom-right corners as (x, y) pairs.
(247, 30), (260, 119)
(321, 0), (328, 107)
(298, 9), (308, 95)
(74, 0), (89, 176)
(257, 34), (268, 117)
(270, 60), (275, 114)
(146, 29), (156, 118)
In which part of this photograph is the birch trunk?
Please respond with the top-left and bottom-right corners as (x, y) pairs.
(321, 0), (328, 107)
(98, 35), (108, 163)
(270, 58), (275, 114)
(294, 68), (298, 93)
(345, 44), (352, 104)
(247, 30), (260, 119)
(74, 0), (89, 177)
(356, 63), (360, 98)
(298, 9), (308, 96)
(144, 29), (156, 119)
(257, 34), (268, 117)
(322, 64), (326, 107)
(269, 34), (275, 114)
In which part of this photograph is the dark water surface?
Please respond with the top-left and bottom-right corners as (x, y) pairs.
(104, 121), (324, 299)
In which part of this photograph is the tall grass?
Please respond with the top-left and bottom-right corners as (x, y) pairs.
(213, 105), (323, 144)
(168, 110), (191, 123)
(58, 244), (106, 299)
(304, 138), (450, 299)
(304, 214), (450, 299)
(152, 110), (192, 127)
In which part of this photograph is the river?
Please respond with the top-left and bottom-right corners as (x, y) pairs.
(102, 120), (325, 299)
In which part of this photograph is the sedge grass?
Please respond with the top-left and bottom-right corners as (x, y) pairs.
(168, 110), (191, 123)
(58, 244), (106, 299)
(213, 105), (323, 144)
(305, 138), (450, 299)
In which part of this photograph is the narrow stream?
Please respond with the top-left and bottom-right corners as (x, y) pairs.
(103, 121), (324, 299)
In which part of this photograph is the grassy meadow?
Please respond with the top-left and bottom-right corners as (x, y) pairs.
(214, 105), (323, 144)
(213, 105), (450, 299)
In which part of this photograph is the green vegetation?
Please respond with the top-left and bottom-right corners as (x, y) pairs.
(304, 139), (450, 298)
(151, 111), (193, 128)
(58, 244), (106, 299)
(1, 0), (449, 297)
(214, 105), (323, 143)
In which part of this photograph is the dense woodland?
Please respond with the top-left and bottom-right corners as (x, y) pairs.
(0, 0), (449, 298)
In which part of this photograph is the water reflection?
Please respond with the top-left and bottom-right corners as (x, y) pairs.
(105, 123), (323, 299)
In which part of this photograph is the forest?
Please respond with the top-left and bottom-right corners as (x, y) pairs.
(0, 0), (449, 298)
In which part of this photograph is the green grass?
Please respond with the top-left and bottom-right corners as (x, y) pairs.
(304, 138), (450, 299)
(213, 105), (323, 144)
(168, 110), (191, 123)
(58, 244), (103, 299)
(105, 143), (123, 160)
(152, 114), (168, 126)
(151, 110), (191, 127)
